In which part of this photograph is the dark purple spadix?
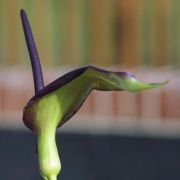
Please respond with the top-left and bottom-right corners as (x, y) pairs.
(20, 9), (44, 94)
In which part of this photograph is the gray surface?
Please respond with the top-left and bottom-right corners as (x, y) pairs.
(0, 130), (180, 180)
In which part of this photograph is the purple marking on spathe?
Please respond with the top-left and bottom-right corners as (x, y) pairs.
(29, 67), (88, 102)
(29, 66), (133, 103)
(20, 9), (44, 94)
(89, 66), (134, 77)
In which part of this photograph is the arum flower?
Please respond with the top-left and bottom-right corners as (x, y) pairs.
(20, 9), (168, 180)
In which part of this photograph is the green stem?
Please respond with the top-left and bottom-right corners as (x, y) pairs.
(37, 126), (61, 180)
(47, 175), (57, 180)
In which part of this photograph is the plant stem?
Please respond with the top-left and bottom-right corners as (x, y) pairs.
(47, 176), (57, 180)
(37, 126), (61, 180)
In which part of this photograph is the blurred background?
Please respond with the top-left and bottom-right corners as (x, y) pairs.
(0, 0), (180, 179)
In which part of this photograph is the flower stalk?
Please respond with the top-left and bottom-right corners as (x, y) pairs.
(37, 127), (60, 180)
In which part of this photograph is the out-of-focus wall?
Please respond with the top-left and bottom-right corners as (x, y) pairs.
(0, 0), (179, 135)
(1, 0), (180, 67)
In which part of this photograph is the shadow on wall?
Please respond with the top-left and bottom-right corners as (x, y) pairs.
(0, 130), (180, 180)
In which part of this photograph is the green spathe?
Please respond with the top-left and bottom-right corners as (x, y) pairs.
(23, 67), (168, 180)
